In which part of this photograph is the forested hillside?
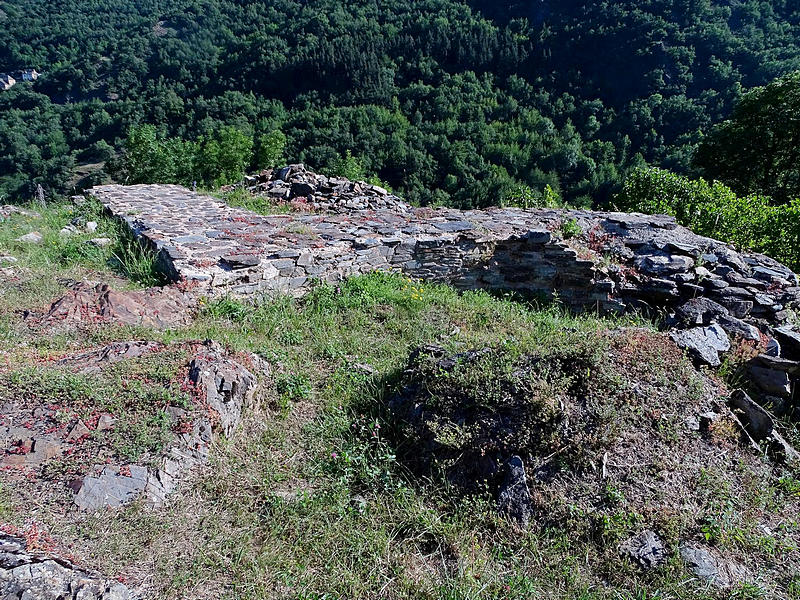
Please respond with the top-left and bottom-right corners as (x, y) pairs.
(1, 0), (799, 207)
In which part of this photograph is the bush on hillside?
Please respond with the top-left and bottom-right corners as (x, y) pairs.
(617, 168), (800, 271)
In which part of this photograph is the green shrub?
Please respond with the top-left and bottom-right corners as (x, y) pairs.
(617, 167), (800, 270)
(560, 217), (582, 239)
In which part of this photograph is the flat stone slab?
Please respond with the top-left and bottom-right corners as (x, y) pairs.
(88, 183), (800, 325)
(74, 465), (149, 510)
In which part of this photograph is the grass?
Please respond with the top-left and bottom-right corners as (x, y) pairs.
(221, 187), (295, 215)
(0, 198), (165, 298)
(0, 346), (193, 464)
(0, 202), (798, 599)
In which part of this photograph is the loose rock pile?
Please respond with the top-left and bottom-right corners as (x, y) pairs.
(228, 163), (411, 213)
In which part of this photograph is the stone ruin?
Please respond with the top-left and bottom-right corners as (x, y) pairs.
(3, 166), (797, 596)
(86, 166), (800, 416)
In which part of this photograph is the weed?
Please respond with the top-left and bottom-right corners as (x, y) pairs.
(560, 217), (582, 239)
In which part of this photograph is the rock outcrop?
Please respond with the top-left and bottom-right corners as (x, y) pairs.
(1, 339), (264, 512)
(40, 282), (196, 330)
(74, 341), (263, 510)
(0, 533), (133, 599)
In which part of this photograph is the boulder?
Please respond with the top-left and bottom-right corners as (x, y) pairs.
(671, 298), (761, 342)
(187, 340), (260, 436)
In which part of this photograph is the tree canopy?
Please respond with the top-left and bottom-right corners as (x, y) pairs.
(0, 0), (799, 207)
(694, 71), (800, 203)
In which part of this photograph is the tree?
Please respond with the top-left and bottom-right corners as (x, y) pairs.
(694, 72), (800, 203)
(255, 130), (287, 170)
(330, 150), (366, 181)
(119, 125), (196, 185)
(198, 127), (253, 187)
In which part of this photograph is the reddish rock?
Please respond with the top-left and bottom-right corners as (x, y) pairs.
(41, 282), (196, 330)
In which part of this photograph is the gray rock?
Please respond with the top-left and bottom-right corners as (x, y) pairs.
(497, 455), (534, 528)
(774, 327), (800, 359)
(672, 298), (730, 326)
(765, 337), (781, 357)
(221, 253), (261, 269)
(96, 415), (116, 432)
(290, 182), (316, 197)
(770, 430), (800, 466)
(15, 231), (42, 244)
(728, 390), (799, 464)
(729, 389), (774, 441)
(74, 465), (148, 511)
(0, 256), (17, 264)
(670, 325), (731, 367)
(89, 237), (113, 248)
(85, 221), (98, 233)
(0, 205), (40, 220)
(679, 542), (746, 587)
(748, 364), (791, 397)
(619, 530), (667, 569)
(188, 342), (259, 437)
(0, 533), (134, 599)
(717, 315), (761, 342)
(434, 220), (474, 233)
(752, 353), (800, 376)
(634, 253), (694, 276)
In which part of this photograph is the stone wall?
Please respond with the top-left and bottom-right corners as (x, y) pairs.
(87, 182), (800, 327)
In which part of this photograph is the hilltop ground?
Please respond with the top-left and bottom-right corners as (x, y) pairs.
(0, 198), (799, 600)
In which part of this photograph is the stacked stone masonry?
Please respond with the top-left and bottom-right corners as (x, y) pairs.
(87, 181), (800, 324)
(225, 163), (413, 213)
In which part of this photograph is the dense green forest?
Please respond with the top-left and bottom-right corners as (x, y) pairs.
(1, 0), (799, 208)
